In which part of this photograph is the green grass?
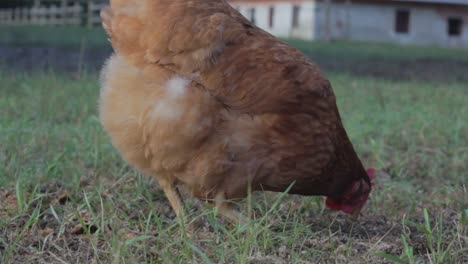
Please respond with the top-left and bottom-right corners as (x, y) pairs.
(0, 26), (108, 48)
(2, 25), (468, 62)
(0, 68), (466, 263)
(288, 38), (468, 62)
(0, 25), (467, 263)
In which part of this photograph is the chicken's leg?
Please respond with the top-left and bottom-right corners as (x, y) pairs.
(215, 193), (249, 226)
(157, 177), (187, 221)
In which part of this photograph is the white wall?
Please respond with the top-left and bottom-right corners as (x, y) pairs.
(232, 1), (316, 40)
(315, 2), (468, 48)
(231, 1), (468, 48)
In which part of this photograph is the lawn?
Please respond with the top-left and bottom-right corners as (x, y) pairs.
(2, 26), (468, 82)
(0, 26), (467, 263)
(3, 26), (468, 60)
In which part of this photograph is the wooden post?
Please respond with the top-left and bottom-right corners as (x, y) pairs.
(345, 0), (351, 39)
(87, 0), (93, 28)
(5, 10), (8, 25)
(30, 6), (36, 24)
(324, 0), (331, 41)
(23, 8), (30, 25)
(74, 2), (82, 26)
(15, 8), (21, 25)
(50, 5), (57, 25)
(61, 0), (67, 25)
(38, 6), (45, 25)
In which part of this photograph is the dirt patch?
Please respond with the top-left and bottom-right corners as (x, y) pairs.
(2, 45), (468, 82)
(1, 178), (466, 263)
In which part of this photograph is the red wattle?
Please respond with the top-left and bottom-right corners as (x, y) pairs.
(366, 168), (376, 179)
(325, 198), (341, 211)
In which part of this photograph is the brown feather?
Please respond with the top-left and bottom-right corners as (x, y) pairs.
(99, 0), (370, 208)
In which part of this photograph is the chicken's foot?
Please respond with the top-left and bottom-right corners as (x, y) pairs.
(215, 193), (249, 226)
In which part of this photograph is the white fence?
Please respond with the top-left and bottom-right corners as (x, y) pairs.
(87, 1), (105, 27)
(0, 1), (106, 27)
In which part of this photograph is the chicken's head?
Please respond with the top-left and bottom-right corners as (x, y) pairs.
(325, 168), (376, 218)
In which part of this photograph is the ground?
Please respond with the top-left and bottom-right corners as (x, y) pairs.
(0, 26), (467, 263)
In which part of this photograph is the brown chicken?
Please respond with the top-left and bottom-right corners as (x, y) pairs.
(99, 0), (375, 224)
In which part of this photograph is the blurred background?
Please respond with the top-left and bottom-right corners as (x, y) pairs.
(233, 0), (468, 48)
(0, 0), (468, 80)
(0, 1), (467, 263)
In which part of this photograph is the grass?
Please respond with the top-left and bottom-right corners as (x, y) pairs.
(287, 38), (468, 62)
(3, 25), (468, 61)
(0, 25), (467, 263)
(0, 69), (466, 263)
(0, 26), (108, 48)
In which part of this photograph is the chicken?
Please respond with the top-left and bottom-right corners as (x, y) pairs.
(98, 0), (375, 225)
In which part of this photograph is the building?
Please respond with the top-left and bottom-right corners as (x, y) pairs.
(0, 0), (104, 9)
(230, 0), (468, 48)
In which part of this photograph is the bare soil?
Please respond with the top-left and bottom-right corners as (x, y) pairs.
(1, 178), (466, 263)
